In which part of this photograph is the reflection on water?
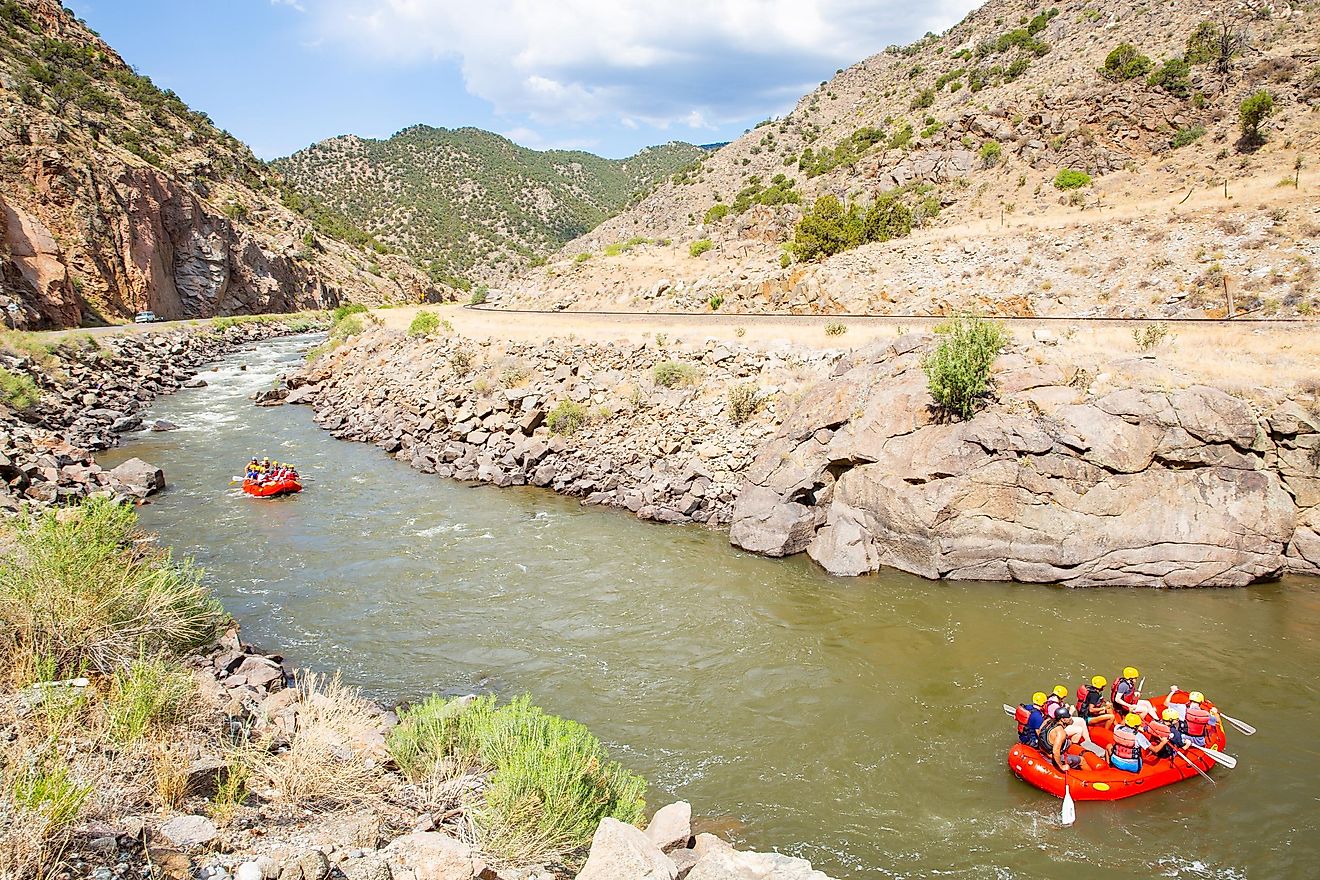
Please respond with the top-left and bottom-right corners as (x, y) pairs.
(100, 336), (1320, 879)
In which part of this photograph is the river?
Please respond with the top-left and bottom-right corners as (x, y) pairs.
(99, 335), (1320, 879)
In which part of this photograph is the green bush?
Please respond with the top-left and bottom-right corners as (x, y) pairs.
(979, 140), (1003, 167)
(0, 499), (224, 680)
(106, 655), (196, 743)
(1101, 43), (1153, 81)
(921, 315), (1009, 420)
(1171, 124), (1206, 149)
(329, 314), (365, 342)
(1054, 168), (1093, 190)
(1239, 90), (1275, 146)
(387, 694), (646, 864)
(703, 203), (730, 224)
(1147, 57), (1192, 97)
(791, 195), (912, 262)
(469, 286), (489, 305)
(331, 303), (368, 323)
(407, 311), (441, 337)
(573, 252), (591, 263)
(689, 239), (713, 257)
(727, 384), (760, 425)
(546, 400), (587, 435)
(0, 365), (40, 411)
(652, 361), (699, 388)
(708, 294), (724, 311)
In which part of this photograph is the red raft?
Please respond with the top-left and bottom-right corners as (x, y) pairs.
(242, 477), (302, 497)
(1008, 693), (1228, 801)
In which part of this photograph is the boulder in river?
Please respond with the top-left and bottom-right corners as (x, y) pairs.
(577, 819), (677, 880)
(152, 419), (180, 432)
(108, 457), (166, 498)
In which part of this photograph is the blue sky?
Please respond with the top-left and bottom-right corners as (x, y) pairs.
(70, 1), (979, 161)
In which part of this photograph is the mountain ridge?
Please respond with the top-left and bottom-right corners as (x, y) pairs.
(275, 126), (707, 288)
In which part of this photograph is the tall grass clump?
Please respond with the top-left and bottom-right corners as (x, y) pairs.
(727, 384), (760, 425)
(921, 315), (1009, 420)
(546, 401), (587, 436)
(106, 654), (196, 743)
(388, 695), (646, 865)
(0, 366), (40, 411)
(0, 498), (224, 683)
(652, 361), (699, 388)
(408, 310), (442, 337)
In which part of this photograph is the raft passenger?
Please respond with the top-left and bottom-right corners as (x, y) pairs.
(1108, 713), (1150, 773)
(1076, 675), (1112, 725)
(1038, 706), (1082, 771)
(1112, 666), (1157, 719)
(1015, 693), (1047, 748)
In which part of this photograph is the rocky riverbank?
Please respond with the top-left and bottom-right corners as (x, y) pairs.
(294, 325), (1318, 587)
(0, 316), (325, 513)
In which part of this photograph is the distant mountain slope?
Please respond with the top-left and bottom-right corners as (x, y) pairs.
(275, 127), (706, 287)
(0, 0), (437, 329)
(506, 0), (1319, 319)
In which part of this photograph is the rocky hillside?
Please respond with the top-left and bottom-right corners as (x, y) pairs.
(276, 128), (707, 287)
(505, 0), (1320, 318)
(0, 0), (439, 329)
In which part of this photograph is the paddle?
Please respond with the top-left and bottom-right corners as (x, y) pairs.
(1061, 779), (1076, 827)
(1221, 712), (1256, 736)
(1172, 747), (1217, 785)
(1187, 743), (1237, 769)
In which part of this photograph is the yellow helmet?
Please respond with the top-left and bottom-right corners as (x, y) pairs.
(1032, 692), (1047, 707)
(1124, 713), (1142, 727)
(1162, 708), (1179, 721)
(1052, 685), (1068, 699)
(1189, 691), (1204, 703)
(1123, 666), (1139, 679)
(1091, 675), (1107, 688)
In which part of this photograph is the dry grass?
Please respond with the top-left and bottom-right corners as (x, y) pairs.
(0, 806), (60, 880)
(152, 742), (193, 810)
(255, 673), (384, 811)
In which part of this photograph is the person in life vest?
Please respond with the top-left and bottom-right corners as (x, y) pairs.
(1111, 666), (1158, 720)
(1143, 707), (1187, 761)
(1016, 693), (1048, 747)
(1042, 684), (1069, 718)
(1076, 675), (1112, 725)
(1177, 691), (1220, 746)
(1107, 712), (1151, 773)
(1038, 706), (1083, 771)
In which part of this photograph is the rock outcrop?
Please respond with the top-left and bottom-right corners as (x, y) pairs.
(729, 339), (1316, 587)
(0, 0), (439, 328)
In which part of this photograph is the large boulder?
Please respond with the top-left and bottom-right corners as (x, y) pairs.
(644, 802), (692, 853)
(576, 818), (677, 880)
(108, 457), (166, 498)
(382, 832), (480, 880)
(157, 815), (217, 850)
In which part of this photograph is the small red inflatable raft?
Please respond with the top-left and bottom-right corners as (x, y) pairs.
(242, 477), (302, 497)
(1008, 693), (1228, 801)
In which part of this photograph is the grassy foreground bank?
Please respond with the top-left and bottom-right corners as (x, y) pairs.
(0, 499), (646, 877)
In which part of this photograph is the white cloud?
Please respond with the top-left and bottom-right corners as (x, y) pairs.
(271, 0), (307, 12)
(307, 0), (980, 128)
(501, 126), (600, 152)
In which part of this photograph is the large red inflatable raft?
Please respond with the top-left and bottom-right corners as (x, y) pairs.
(242, 477), (302, 497)
(1008, 693), (1228, 801)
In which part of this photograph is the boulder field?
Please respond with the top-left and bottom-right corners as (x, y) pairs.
(299, 329), (1318, 588)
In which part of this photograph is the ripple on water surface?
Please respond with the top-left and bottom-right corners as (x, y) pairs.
(99, 335), (1320, 880)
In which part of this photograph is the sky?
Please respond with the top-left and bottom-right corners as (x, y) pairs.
(69, 0), (981, 161)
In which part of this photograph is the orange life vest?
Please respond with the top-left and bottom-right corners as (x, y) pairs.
(1186, 705), (1212, 738)
(1112, 725), (1140, 761)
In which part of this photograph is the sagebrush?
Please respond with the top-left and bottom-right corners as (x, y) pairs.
(921, 315), (1009, 420)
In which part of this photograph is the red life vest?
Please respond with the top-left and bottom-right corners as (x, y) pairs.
(1014, 703), (1033, 734)
(1146, 720), (1171, 740)
(1186, 705), (1212, 738)
(1111, 676), (1137, 708)
(1076, 684), (1103, 716)
(1112, 725), (1140, 760)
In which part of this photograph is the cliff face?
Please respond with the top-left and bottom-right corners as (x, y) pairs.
(0, 0), (438, 329)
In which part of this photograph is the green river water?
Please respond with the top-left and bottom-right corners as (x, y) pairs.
(99, 336), (1320, 880)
